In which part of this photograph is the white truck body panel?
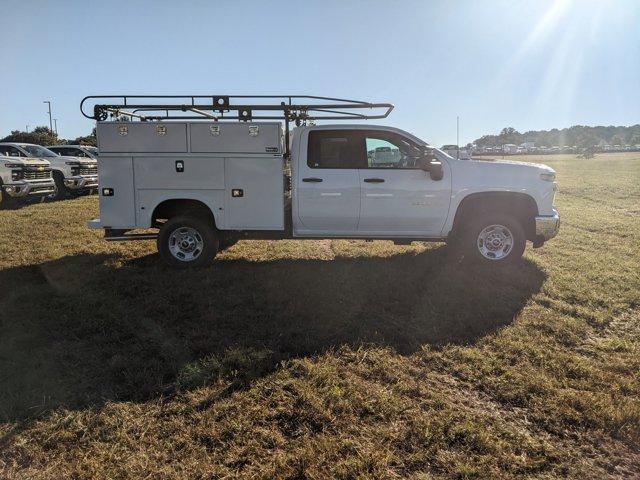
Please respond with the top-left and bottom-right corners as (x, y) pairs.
(96, 122), (284, 231)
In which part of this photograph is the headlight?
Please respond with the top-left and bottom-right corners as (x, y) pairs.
(65, 161), (80, 175)
(5, 164), (23, 180)
(540, 172), (556, 182)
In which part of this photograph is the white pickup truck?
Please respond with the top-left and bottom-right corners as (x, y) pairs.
(0, 153), (56, 206)
(82, 95), (559, 267)
(0, 143), (98, 200)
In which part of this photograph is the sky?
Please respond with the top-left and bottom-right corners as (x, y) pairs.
(1, 0), (638, 146)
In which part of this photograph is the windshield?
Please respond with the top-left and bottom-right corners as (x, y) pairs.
(20, 145), (57, 157)
(85, 147), (99, 155)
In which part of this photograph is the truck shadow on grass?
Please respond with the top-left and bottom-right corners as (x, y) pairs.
(0, 246), (545, 422)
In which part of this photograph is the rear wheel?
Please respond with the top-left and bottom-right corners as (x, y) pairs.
(157, 216), (219, 268)
(460, 213), (526, 264)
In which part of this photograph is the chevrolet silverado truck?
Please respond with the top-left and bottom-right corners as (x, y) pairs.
(0, 143), (98, 200)
(0, 153), (55, 207)
(81, 94), (559, 268)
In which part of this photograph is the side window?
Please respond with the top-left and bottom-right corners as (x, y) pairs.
(365, 133), (422, 169)
(49, 147), (62, 155)
(0, 146), (24, 157)
(307, 130), (366, 169)
(73, 148), (88, 157)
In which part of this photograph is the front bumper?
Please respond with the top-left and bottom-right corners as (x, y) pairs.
(3, 180), (56, 198)
(64, 175), (99, 190)
(535, 208), (560, 241)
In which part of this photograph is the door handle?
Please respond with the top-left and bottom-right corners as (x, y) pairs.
(363, 178), (385, 183)
(302, 177), (323, 182)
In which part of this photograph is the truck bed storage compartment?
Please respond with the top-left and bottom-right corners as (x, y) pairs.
(98, 122), (188, 153)
(133, 157), (225, 190)
(190, 122), (282, 154)
(225, 157), (284, 230)
(98, 156), (137, 228)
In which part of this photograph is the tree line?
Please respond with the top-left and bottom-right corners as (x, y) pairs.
(471, 124), (640, 149)
(3, 123), (640, 151)
(0, 126), (97, 147)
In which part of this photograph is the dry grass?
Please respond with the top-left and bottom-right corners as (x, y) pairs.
(1, 152), (639, 479)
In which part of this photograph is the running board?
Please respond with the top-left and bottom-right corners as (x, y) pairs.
(105, 232), (158, 241)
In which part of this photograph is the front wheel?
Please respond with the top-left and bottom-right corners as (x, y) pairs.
(459, 214), (526, 264)
(51, 172), (70, 200)
(157, 216), (219, 268)
(0, 186), (14, 209)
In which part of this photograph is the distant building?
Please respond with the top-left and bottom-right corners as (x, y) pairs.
(502, 144), (518, 154)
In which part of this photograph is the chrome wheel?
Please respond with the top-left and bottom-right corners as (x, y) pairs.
(168, 227), (204, 262)
(477, 224), (514, 260)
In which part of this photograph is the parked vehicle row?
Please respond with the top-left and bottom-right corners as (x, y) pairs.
(472, 143), (640, 156)
(0, 143), (98, 207)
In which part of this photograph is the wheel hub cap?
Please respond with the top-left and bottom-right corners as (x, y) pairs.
(168, 227), (204, 261)
(477, 224), (514, 260)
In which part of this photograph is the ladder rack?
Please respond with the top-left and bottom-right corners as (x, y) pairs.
(80, 94), (394, 124)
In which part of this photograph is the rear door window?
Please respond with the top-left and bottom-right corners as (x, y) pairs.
(307, 130), (366, 169)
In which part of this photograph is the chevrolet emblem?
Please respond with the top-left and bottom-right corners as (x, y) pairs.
(38, 166), (44, 171)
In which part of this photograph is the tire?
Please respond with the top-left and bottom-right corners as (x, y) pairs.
(460, 213), (526, 264)
(0, 184), (12, 209)
(52, 171), (70, 200)
(157, 215), (219, 268)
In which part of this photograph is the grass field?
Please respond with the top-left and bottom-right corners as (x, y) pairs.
(1, 152), (639, 479)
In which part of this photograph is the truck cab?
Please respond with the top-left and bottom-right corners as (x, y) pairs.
(82, 94), (559, 268)
(0, 143), (98, 200)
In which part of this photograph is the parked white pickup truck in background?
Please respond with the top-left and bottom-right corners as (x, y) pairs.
(48, 144), (99, 161)
(0, 153), (55, 207)
(82, 95), (559, 268)
(0, 143), (98, 200)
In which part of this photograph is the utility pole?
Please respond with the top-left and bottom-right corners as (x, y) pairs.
(26, 125), (30, 133)
(43, 100), (53, 133)
(53, 119), (58, 135)
(456, 116), (460, 160)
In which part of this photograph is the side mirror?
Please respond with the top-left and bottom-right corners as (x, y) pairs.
(418, 147), (434, 170)
(418, 148), (444, 181)
(429, 160), (444, 181)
